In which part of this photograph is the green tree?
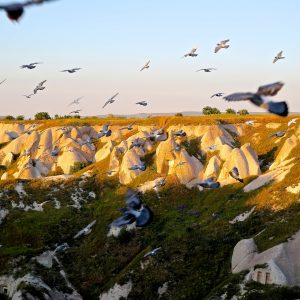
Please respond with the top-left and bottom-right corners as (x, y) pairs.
(4, 115), (15, 120)
(225, 108), (236, 115)
(237, 109), (249, 115)
(16, 115), (25, 120)
(202, 106), (221, 115)
(175, 112), (183, 117)
(34, 112), (51, 120)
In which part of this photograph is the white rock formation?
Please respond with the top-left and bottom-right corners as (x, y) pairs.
(99, 281), (133, 300)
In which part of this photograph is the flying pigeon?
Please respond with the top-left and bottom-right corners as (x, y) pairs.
(245, 120), (256, 125)
(61, 68), (81, 74)
(143, 247), (161, 258)
(148, 128), (168, 142)
(175, 161), (187, 168)
(103, 170), (117, 176)
(288, 118), (299, 127)
(198, 177), (220, 189)
(33, 80), (46, 94)
(269, 130), (286, 138)
(129, 138), (145, 149)
(273, 51), (285, 64)
(51, 147), (60, 157)
(214, 39), (230, 53)
(229, 167), (244, 183)
(102, 92), (119, 108)
(68, 97), (83, 106)
(74, 220), (96, 239)
(69, 109), (82, 115)
(121, 121), (136, 131)
(174, 130), (186, 137)
(140, 60), (150, 71)
(110, 190), (153, 228)
(54, 243), (69, 254)
(23, 94), (34, 99)
(153, 177), (167, 189)
(196, 68), (216, 73)
(207, 144), (217, 151)
(183, 48), (198, 58)
(223, 82), (288, 117)
(128, 162), (146, 171)
(20, 62), (42, 69)
(0, 0), (56, 22)
(211, 93), (224, 98)
(0, 79), (7, 85)
(98, 123), (112, 138)
(136, 101), (148, 106)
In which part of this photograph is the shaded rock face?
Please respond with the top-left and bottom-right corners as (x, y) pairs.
(232, 230), (300, 286)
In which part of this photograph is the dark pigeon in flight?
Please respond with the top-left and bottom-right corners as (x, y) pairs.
(229, 167), (244, 183)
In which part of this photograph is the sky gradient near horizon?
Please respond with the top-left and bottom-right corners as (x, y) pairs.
(0, 0), (299, 118)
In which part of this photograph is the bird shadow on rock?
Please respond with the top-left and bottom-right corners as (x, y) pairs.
(258, 146), (278, 172)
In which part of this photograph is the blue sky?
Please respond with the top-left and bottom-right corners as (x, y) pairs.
(1, 0), (299, 117)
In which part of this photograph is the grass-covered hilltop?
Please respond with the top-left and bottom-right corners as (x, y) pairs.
(1, 114), (300, 300)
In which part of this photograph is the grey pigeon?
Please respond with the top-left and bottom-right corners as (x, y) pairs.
(136, 100), (148, 106)
(103, 170), (117, 176)
(196, 68), (216, 72)
(33, 80), (46, 94)
(0, 79), (7, 85)
(23, 94), (34, 99)
(129, 138), (145, 149)
(174, 130), (186, 137)
(211, 93), (224, 98)
(74, 220), (96, 239)
(128, 162), (146, 171)
(20, 62), (42, 69)
(229, 167), (243, 183)
(175, 161), (187, 168)
(269, 130), (286, 138)
(183, 48), (198, 57)
(273, 51), (285, 64)
(140, 60), (150, 71)
(61, 68), (81, 74)
(144, 247), (161, 258)
(0, 0), (56, 22)
(69, 109), (82, 115)
(198, 177), (220, 189)
(214, 39), (230, 53)
(102, 92), (119, 108)
(68, 97), (83, 106)
(121, 121), (136, 131)
(98, 123), (112, 138)
(223, 82), (288, 117)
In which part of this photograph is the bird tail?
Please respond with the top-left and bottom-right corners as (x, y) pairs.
(267, 101), (288, 117)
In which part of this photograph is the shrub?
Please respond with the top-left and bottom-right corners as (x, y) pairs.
(34, 112), (51, 120)
(202, 106), (221, 115)
(175, 113), (183, 117)
(237, 109), (249, 115)
(16, 115), (25, 120)
(225, 108), (236, 115)
(4, 115), (15, 120)
(69, 162), (91, 174)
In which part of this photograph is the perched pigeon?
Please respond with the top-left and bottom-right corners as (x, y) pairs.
(229, 167), (244, 183)
(102, 92), (119, 108)
(245, 120), (256, 125)
(196, 68), (216, 73)
(269, 130), (286, 138)
(273, 51), (285, 64)
(110, 190), (153, 228)
(129, 138), (145, 149)
(153, 177), (167, 189)
(148, 128), (168, 142)
(198, 177), (220, 189)
(211, 93), (224, 98)
(224, 82), (288, 117)
(33, 80), (47, 94)
(174, 130), (186, 137)
(69, 109), (82, 115)
(171, 143), (181, 152)
(54, 243), (69, 254)
(136, 100), (148, 106)
(207, 144), (217, 151)
(183, 48), (198, 57)
(68, 97), (83, 106)
(140, 60), (150, 71)
(143, 247), (161, 258)
(61, 68), (81, 74)
(0, 79), (7, 85)
(51, 147), (60, 157)
(128, 162), (146, 171)
(214, 39), (230, 53)
(121, 121), (136, 131)
(20, 62), (42, 69)
(23, 94), (34, 99)
(74, 220), (96, 239)
(103, 170), (117, 176)
(288, 118), (299, 127)
(0, 0), (56, 22)
(98, 124), (112, 138)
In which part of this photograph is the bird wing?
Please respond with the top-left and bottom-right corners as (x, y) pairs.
(221, 39), (230, 44)
(103, 123), (109, 131)
(223, 93), (254, 101)
(110, 92), (119, 100)
(39, 80), (47, 86)
(257, 82), (284, 96)
(102, 100), (110, 108)
(0, 79), (7, 85)
(145, 60), (150, 66)
(214, 45), (221, 53)
(278, 51), (283, 57)
(273, 57), (278, 64)
(191, 48), (197, 53)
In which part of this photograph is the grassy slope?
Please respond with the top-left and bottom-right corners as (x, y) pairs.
(1, 116), (300, 299)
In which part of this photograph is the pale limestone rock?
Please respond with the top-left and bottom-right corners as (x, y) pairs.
(95, 141), (114, 162)
(266, 123), (281, 129)
(1, 172), (8, 180)
(99, 281), (132, 300)
(204, 155), (222, 178)
(218, 144), (233, 161)
(286, 183), (300, 194)
(119, 149), (143, 185)
(57, 149), (87, 174)
(1, 152), (14, 168)
(241, 143), (261, 176)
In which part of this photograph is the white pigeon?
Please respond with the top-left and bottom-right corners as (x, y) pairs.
(245, 120), (256, 125)
(74, 220), (96, 239)
(214, 39), (230, 53)
(273, 51), (285, 64)
(288, 118), (299, 127)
